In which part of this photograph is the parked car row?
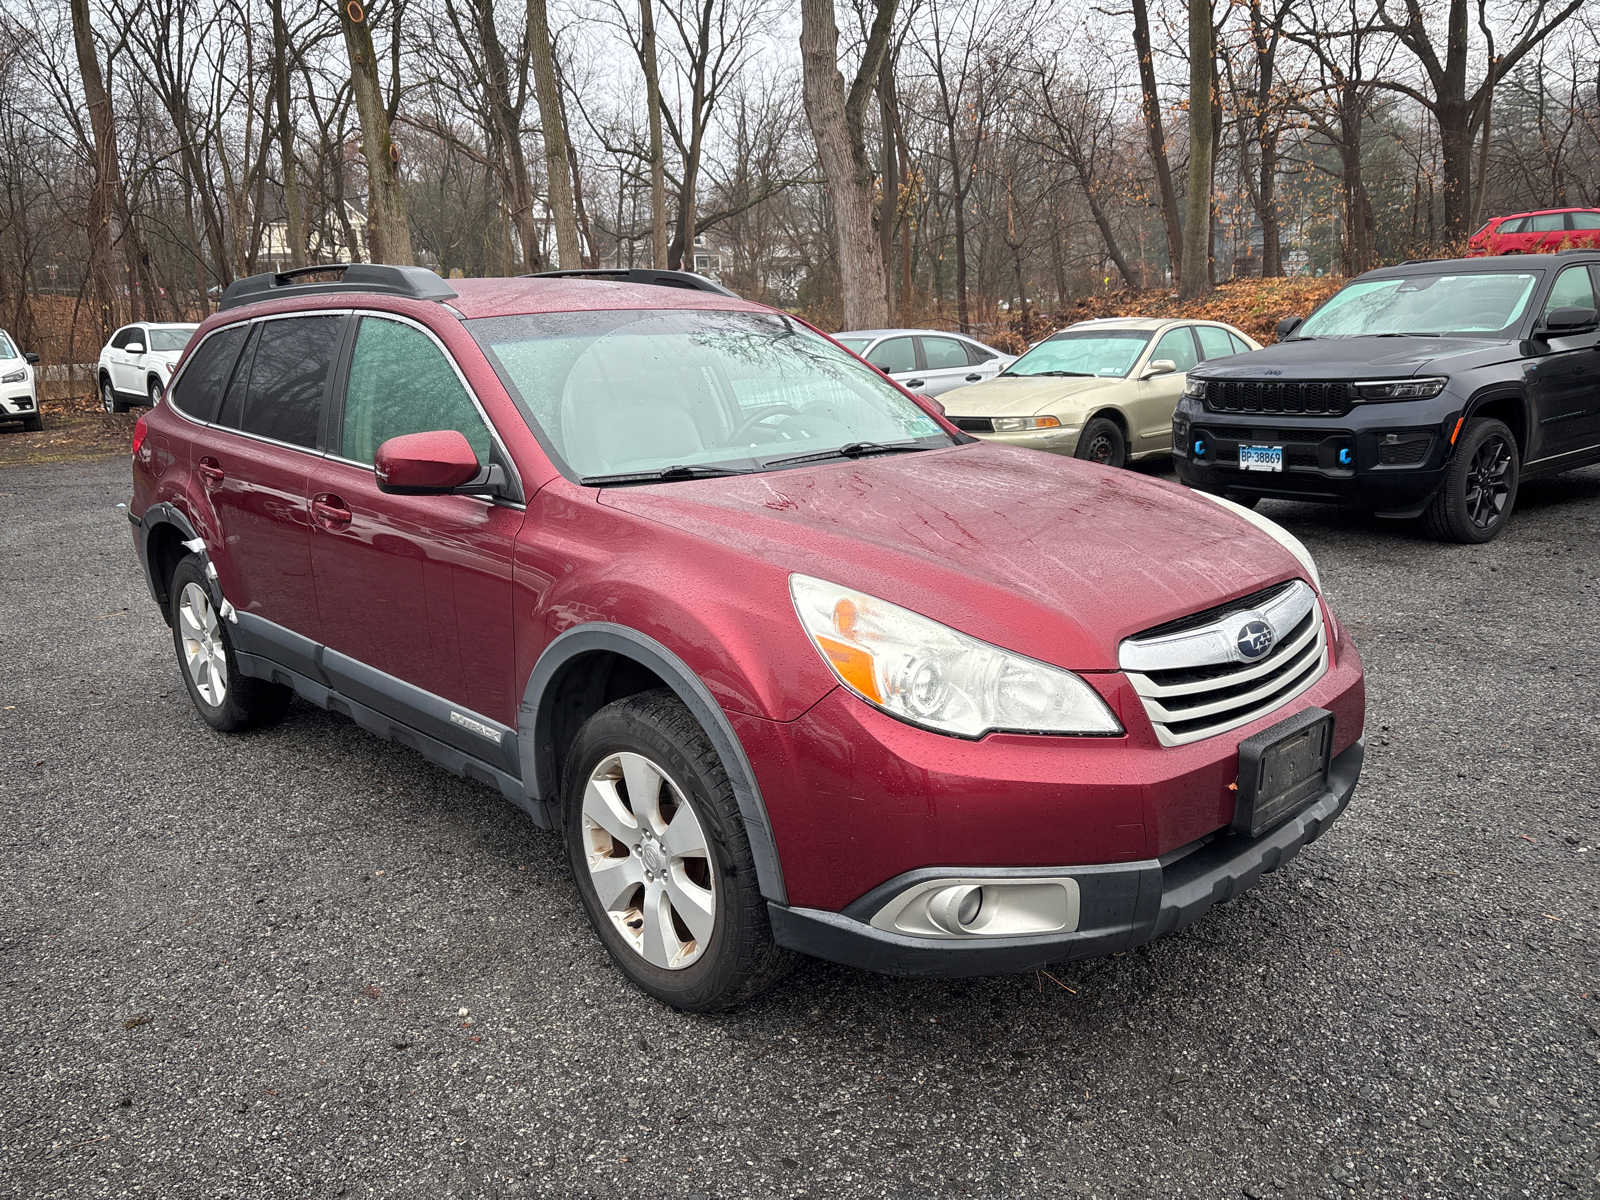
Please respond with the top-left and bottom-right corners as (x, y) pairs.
(130, 263), (1366, 1011)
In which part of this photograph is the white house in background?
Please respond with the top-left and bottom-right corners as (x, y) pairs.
(259, 200), (370, 271)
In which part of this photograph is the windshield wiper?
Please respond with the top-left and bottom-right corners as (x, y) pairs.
(762, 441), (933, 469)
(1001, 369), (1093, 378)
(1368, 331), (1443, 338)
(580, 464), (756, 486)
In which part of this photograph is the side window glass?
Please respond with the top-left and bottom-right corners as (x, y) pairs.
(237, 315), (342, 449)
(1150, 327), (1199, 372)
(921, 336), (970, 370)
(1542, 267), (1597, 318)
(110, 328), (131, 350)
(964, 341), (996, 365)
(1529, 213), (1565, 232)
(340, 317), (492, 465)
(1229, 333), (1252, 354)
(217, 324), (260, 429)
(1498, 218), (1526, 234)
(1194, 326), (1237, 360)
(1571, 213), (1600, 231)
(169, 325), (248, 422)
(866, 337), (916, 373)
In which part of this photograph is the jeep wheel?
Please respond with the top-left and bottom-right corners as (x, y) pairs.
(168, 555), (291, 732)
(1422, 417), (1519, 544)
(101, 378), (126, 415)
(562, 690), (794, 1011)
(1075, 417), (1126, 469)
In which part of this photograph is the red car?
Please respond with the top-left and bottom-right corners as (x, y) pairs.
(1466, 207), (1600, 256)
(128, 264), (1365, 1011)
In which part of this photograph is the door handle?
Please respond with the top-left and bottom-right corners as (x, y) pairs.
(197, 456), (225, 487)
(311, 493), (353, 530)
(906, 378), (925, 388)
(966, 373), (982, 381)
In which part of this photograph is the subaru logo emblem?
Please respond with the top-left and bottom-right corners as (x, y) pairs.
(1236, 618), (1275, 660)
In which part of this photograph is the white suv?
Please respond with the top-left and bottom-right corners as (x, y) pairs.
(0, 328), (41, 432)
(97, 323), (199, 413)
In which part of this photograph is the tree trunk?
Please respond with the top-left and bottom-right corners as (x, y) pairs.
(1132, 0), (1183, 289)
(878, 54), (898, 320)
(477, 0), (539, 271)
(527, 0), (581, 268)
(340, 0), (412, 264)
(1180, 0), (1214, 299)
(1258, 131), (1281, 277)
(69, 0), (121, 337)
(799, 0), (895, 330)
(271, 0), (307, 268)
(639, 0), (669, 269)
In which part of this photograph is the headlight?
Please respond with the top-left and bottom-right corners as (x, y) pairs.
(1188, 491), (1321, 593)
(789, 574), (1123, 738)
(0, 368), (25, 385)
(1353, 377), (1447, 402)
(1183, 377), (1207, 399)
(990, 415), (1062, 432)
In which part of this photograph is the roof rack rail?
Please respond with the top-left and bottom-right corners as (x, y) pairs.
(524, 267), (739, 298)
(219, 263), (459, 312)
(1557, 246), (1599, 256)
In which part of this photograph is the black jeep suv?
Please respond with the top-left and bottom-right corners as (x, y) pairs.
(1173, 252), (1600, 542)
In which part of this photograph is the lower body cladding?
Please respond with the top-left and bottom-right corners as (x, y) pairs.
(768, 739), (1362, 977)
(1173, 414), (1448, 517)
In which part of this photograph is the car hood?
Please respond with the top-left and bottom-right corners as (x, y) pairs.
(939, 374), (1124, 417)
(598, 442), (1306, 671)
(1189, 335), (1520, 380)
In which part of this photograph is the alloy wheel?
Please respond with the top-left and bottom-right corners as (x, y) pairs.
(177, 582), (228, 706)
(580, 750), (716, 970)
(101, 381), (116, 413)
(1464, 435), (1512, 529)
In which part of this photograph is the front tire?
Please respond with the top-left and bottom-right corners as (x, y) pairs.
(148, 378), (163, 407)
(101, 377), (126, 414)
(562, 690), (794, 1011)
(1422, 417), (1519, 544)
(1074, 416), (1127, 468)
(22, 412), (42, 432)
(168, 556), (290, 732)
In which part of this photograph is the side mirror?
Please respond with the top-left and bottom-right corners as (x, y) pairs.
(1540, 306), (1599, 337)
(1275, 315), (1304, 340)
(1142, 359), (1178, 379)
(24, 352), (39, 364)
(126, 342), (145, 355)
(375, 430), (490, 495)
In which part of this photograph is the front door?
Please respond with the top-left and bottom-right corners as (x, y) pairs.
(108, 327), (136, 393)
(917, 335), (984, 397)
(194, 313), (344, 675)
(1136, 326), (1199, 449)
(307, 314), (524, 764)
(1526, 265), (1600, 464)
(864, 335), (919, 392)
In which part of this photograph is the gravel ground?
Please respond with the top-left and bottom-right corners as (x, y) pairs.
(1, 456), (1597, 1200)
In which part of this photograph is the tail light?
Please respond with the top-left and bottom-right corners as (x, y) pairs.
(131, 412), (148, 456)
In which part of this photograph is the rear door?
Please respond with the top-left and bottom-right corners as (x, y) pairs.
(195, 312), (344, 674)
(916, 335), (982, 396)
(1526, 265), (1600, 463)
(306, 313), (524, 760)
(1526, 212), (1567, 254)
(1570, 212), (1600, 250)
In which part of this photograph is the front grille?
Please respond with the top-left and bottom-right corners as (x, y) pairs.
(1204, 380), (1352, 417)
(1120, 580), (1328, 746)
(949, 416), (994, 432)
(1379, 435), (1431, 465)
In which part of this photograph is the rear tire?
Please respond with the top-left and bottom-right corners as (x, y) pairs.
(562, 689), (795, 1011)
(168, 555), (291, 732)
(1074, 417), (1127, 469)
(101, 378), (126, 415)
(148, 378), (163, 407)
(1422, 417), (1519, 544)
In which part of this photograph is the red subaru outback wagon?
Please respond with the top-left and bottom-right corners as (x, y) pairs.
(129, 264), (1366, 1011)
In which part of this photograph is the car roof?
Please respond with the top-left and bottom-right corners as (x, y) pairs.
(1061, 317), (1222, 331)
(436, 277), (765, 321)
(1492, 207), (1600, 219)
(1359, 251), (1600, 279)
(836, 328), (985, 340)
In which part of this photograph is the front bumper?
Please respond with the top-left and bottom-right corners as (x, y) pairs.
(1, 388), (38, 415)
(769, 739), (1363, 977)
(968, 424), (1081, 455)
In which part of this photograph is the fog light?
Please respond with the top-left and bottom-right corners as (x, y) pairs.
(1338, 447), (1353, 466)
(958, 887), (982, 926)
(927, 885), (984, 935)
(872, 876), (1081, 939)
(1193, 438), (1207, 457)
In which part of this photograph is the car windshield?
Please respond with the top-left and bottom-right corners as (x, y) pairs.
(469, 309), (952, 480)
(148, 327), (196, 352)
(0, 332), (15, 359)
(1003, 330), (1151, 378)
(1297, 272), (1540, 337)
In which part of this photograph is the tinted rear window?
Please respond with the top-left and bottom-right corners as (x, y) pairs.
(169, 325), (247, 422)
(224, 316), (342, 449)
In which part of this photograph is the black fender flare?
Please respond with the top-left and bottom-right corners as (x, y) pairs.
(518, 623), (788, 905)
(1453, 385), (1530, 461)
(134, 501), (201, 612)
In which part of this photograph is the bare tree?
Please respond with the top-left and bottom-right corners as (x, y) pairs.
(339, 0), (412, 263)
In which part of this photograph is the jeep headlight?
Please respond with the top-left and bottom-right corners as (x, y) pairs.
(1, 368), (25, 385)
(790, 574), (1122, 738)
(1183, 376), (1207, 399)
(1353, 377), (1447, 402)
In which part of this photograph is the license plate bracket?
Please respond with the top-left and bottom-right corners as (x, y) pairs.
(1239, 444), (1283, 472)
(1233, 707), (1335, 838)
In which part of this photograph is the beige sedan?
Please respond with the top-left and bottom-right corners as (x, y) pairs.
(939, 317), (1262, 468)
